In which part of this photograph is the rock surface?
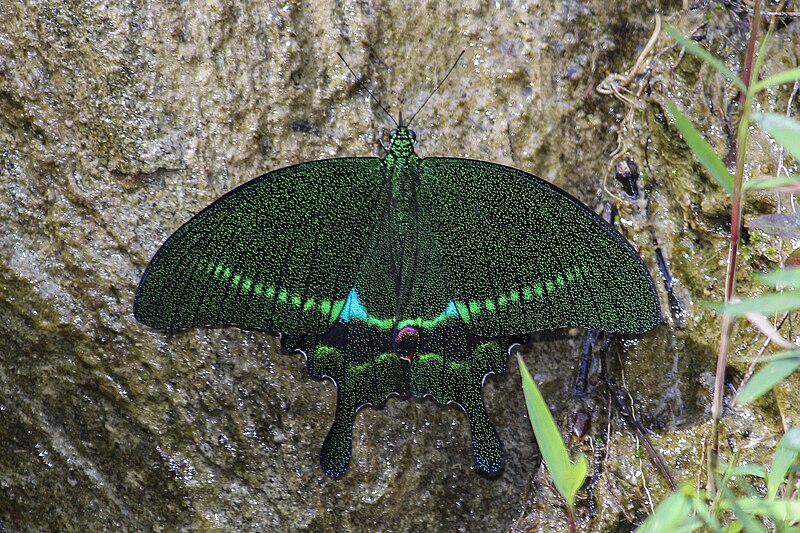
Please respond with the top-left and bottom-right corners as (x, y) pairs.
(1, 1), (798, 531)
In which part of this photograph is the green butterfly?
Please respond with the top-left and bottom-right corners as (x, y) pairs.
(135, 114), (660, 477)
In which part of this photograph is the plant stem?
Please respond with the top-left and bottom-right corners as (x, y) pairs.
(709, 0), (761, 476)
(567, 505), (576, 533)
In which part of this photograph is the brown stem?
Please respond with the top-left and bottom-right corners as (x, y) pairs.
(709, 0), (761, 479)
(567, 505), (576, 533)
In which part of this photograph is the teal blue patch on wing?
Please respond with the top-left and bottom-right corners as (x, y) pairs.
(339, 288), (368, 322)
(134, 157), (387, 335)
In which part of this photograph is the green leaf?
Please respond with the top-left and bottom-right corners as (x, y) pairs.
(722, 523), (744, 533)
(753, 113), (800, 162)
(691, 489), (723, 531)
(723, 499), (800, 524)
(717, 461), (767, 479)
(666, 100), (735, 196)
(518, 355), (588, 508)
(740, 350), (800, 364)
(768, 427), (800, 499)
(636, 486), (703, 533)
(763, 350), (800, 361)
(724, 495), (769, 533)
(754, 267), (800, 288)
(750, 29), (773, 99)
(709, 291), (800, 316)
(743, 176), (800, 192)
(736, 353), (800, 404)
(668, 27), (747, 92)
(753, 67), (800, 92)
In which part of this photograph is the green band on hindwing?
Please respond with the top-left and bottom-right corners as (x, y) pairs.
(285, 316), (512, 477)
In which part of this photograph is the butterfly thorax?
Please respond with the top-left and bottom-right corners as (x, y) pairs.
(384, 126), (421, 227)
(378, 126), (429, 328)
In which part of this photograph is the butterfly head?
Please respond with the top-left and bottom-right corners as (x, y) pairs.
(388, 126), (416, 158)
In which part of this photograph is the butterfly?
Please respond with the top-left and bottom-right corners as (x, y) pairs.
(135, 60), (660, 477)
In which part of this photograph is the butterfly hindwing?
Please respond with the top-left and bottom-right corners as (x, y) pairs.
(135, 158), (387, 334)
(418, 158), (660, 337)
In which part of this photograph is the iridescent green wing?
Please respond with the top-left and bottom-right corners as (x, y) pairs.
(285, 321), (412, 478)
(135, 158), (386, 334)
(410, 319), (513, 474)
(418, 158), (660, 337)
(286, 319), (514, 478)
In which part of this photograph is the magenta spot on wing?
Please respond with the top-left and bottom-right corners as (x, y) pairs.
(397, 326), (419, 361)
(397, 325), (419, 341)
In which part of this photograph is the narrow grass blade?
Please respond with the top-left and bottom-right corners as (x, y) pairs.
(753, 113), (800, 162)
(744, 176), (800, 192)
(768, 427), (800, 499)
(743, 313), (795, 349)
(750, 30), (773, 98)
(716, 461), (766, 479)
(636, 486), (704, 533)
(754, 267), (800, 288)
(709, 291), (800, 316)
(754, 67), (800, 91)
(724, 499), (800, 524)
(666, 100), (734, 196)
(736, 352), (800, 404)
(668, 27), (746, 92)
(724, 494), (769, 533)
(518, 355), (588, 508)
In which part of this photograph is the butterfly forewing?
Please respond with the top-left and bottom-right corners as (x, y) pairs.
(418, 158), (660, 337)
(135, 158), (386, 334)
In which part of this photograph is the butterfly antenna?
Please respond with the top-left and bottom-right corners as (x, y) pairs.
(337, 52), (398, 128)
(406, 49), (465, 127)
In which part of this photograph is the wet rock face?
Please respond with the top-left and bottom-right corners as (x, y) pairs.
(3, 1), (796, 531)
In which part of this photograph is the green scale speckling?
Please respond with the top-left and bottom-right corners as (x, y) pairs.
(284, 316), (510, 477)
(135, 126), (660, 477)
